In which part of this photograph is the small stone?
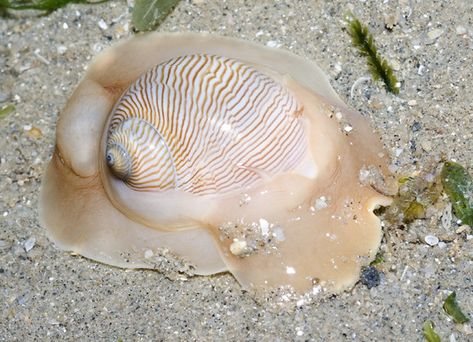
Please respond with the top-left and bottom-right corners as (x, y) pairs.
(57, 45), (67, 55)
(420, 139), (432, 152)
(384, 13), (399, 30)
(407, 100), (417, 106)
(462, 324), (472, 335)
(23, 237), (36, 252)
(0, 91), (11, 103)
(426, 28), (444, 43)
(456, 26), (467, 35)
(388, 164), (399, 173)
(424, 173), (435, 182)
(144, 249), (153, 258)
(229, 239), (248, 256)
(424, 235), (439, 246)
(26, 126), (43, 139)
(360, 266), (381, 289)
(286, 266), (296, 274)
(314, 196), (328, 210)
(418, 64), (426, 75)
(390, 60), (401, 71)
(98, 19), (108, 30)
(412, 121), (422, 132)
(266, 40), (279, 48)
(259, 218), (269, 236)
(455, 225), (469, 234)
(272, 227), (285, 241)
(0, 239), (11, 252)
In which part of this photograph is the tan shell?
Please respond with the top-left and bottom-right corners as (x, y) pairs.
(39, 33), (396, 295)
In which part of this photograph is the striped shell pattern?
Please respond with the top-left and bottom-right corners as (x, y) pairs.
(105, 54), (307, 195)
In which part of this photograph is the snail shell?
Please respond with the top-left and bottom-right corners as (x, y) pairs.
(39, 33), (396, 294)
(105, 54), (307, 194)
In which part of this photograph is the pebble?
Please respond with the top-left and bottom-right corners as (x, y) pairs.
(412, 121), (422, 132)
(424, 235), (439, 246)
(420, 138), (432, 152)
(426, 28), (444, 44)
(407, 100), (417, 106)
(266, 40), (279, 48)
(418, 64), (426, 75)
(144, 249), (154, 259)
(259, 218), (269, 236)
(23, 237), (36, 252)
(98, 19), (108, 30)
(229, 239), (248, 256)
(384, 13), (399, 30)
(0, 239), (11, 252)
(455, 225), (470, 234)
(461, 324), (473, 335)
(314, 196), (328, 210)
(272, 227), (285, 241)
(456, 26), (467, 35)
(25, 126), (43, 139)
(360, 266), (381, 289)
(57, 45), (67, 55)
(0, 91), (11, 103)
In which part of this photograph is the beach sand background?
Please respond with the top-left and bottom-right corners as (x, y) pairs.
(1, 0), (472, 340)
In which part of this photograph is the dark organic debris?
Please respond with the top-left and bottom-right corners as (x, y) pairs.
(360, 266), (381, 289)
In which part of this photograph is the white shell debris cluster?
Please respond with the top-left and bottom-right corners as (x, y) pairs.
(223, 218), (286, 257)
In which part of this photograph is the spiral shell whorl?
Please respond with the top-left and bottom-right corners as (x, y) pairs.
(106, 54), (307, 195)
(106, 118), (177, 190)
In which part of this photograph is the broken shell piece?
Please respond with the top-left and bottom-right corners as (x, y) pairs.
(39, 33), (396, 296)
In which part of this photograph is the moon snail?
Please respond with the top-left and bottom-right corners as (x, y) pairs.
(39, 33), (396, 296)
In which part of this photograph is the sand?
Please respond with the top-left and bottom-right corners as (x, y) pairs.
(1, 0), (472, 340)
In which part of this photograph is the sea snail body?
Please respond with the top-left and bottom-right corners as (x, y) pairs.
(39, 33), (395, 295)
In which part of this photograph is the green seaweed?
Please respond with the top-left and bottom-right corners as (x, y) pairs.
(443, 292), (470, 324)
(0, 0), (108, 13)
(423, 320), (441, 342)
(132, 0), (181, 32)
(403, 201), (426, 223)
(346, 14), (400, 94)
(384, 173), (442, 225)
(369, 251), (384, 266)
(441, 162), (473, 227)
(0, 103), (15, 118)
